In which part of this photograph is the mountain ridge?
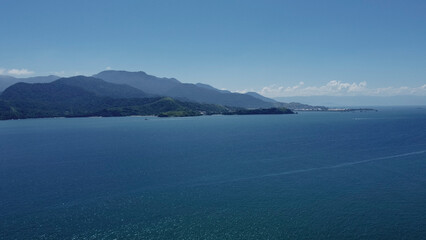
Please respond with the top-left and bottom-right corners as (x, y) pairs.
(0, 80), (233, 120)
(0, 70), (325, 110)
(94, 70), (319, 109)
(94, 70), (272, 108)
(55, 76), (150, 99)
(0, 75), (60, 92)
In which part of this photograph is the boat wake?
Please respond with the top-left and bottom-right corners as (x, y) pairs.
(191, 150), (426, 187)
(40, 150), (426, 212)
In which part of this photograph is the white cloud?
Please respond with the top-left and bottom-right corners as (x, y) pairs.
(234, 89), (251, 94)
(51, 71), (65, 76)
(259, 81), (426, 97)
(0, 68), (4, 75)
(7, 68), (34, 76)
(105, 66), (112, 70)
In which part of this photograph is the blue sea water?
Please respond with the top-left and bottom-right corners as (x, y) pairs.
(1, 107), (426, 239)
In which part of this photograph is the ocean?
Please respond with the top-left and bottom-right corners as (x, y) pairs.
(1, 106), (426, 239)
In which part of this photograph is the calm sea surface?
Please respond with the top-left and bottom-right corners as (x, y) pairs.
(1, 107), (426, 239)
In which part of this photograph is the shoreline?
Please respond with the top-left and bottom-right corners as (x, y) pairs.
(0, 109), (381, 121)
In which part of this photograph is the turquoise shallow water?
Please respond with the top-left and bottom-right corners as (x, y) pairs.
(1, 107), (426, 239)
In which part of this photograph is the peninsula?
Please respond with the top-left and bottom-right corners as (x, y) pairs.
(0, 74), (296, 120)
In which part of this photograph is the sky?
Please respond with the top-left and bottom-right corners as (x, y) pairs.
(1, 0), (425, 98)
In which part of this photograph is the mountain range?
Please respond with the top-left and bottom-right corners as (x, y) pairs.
(0, 75), (60, 92)
(0, 70), (326, 120)
(93, 70), (291, 108)
(1, 70), (324, 109)
(0, 76), (234, 119)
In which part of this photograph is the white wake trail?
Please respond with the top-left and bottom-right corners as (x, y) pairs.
(192, 150), (426, 187)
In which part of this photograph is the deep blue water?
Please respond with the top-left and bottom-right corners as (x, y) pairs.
(1, 107), (426, 239)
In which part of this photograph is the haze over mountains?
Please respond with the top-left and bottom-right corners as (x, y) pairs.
(0, 75), (59, 92)
(55, 76), (150, 99)
(93, 70), (281, 108)
(0, 70), (322, 110)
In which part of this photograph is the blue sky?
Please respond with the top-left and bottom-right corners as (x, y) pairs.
(1, 0), (425, 97)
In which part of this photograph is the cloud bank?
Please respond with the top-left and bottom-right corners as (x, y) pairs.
(257, 81), (426, 97)
(0, 68), (34, 76)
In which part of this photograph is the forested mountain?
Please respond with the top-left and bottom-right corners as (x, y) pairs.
(93, 70), (324, 109)
(0, 70), (325, 110)
(55, 76), (150, 98)
(93, 70), (181, 96)
(0, 70), (323, 120)
(94, 70), (274, 108)
(0, 79), (231, 120)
